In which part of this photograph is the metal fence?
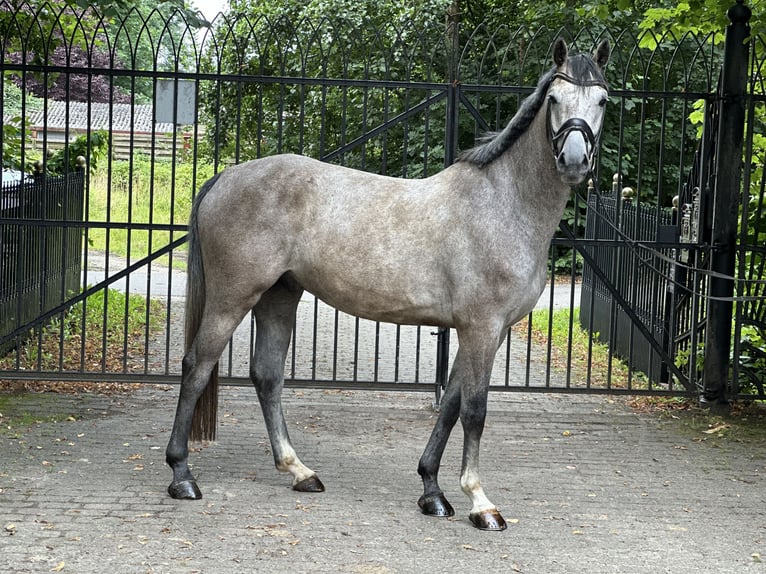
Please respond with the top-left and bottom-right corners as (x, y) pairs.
(0, 166), (85, 354)
(579, 176), (678, 390)
(734, 29), (766, 399)
(0, 2), (763, 401)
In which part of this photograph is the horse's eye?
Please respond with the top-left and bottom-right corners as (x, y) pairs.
(599, 97), (608, 107)
(548, 94), (559, 105)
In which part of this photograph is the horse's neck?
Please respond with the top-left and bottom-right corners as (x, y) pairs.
(489, 111), (570, 221)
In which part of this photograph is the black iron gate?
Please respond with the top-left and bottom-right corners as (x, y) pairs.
(0, 2), (763, 401)
(578, 2), (764, 403)
(579, 175), (679, 389)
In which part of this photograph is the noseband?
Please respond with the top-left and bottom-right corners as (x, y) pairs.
(547, 72), (608, 173)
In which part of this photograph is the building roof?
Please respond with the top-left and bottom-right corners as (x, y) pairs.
(26, 101), (176, 133)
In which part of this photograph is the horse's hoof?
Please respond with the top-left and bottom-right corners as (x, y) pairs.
(418, 492), (455, 517)
(293, 475), (325, 493)
(168, 480), (202, 500)
(469, 508), (507, 531)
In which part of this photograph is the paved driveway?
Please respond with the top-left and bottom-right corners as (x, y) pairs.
(2, 386), (764, 573)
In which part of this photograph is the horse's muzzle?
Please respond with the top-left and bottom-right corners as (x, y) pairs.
(554, 129), (595, 184)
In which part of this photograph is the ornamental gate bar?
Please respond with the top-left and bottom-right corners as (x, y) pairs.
(0, 2), (764, 402)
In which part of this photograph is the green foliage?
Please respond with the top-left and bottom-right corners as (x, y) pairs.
(739, 324), (766, 395)
(738, 109), (766, 394)
(628, 0), (766, 396)
(0, 287), (164, 372)
(45, 131), (109, 175)
(2, 79), (44, 117)
(2, 80), (43, 171)
(1, 1), (205, 103)
(105, 0), (207, 103)
(528, 306), (647, 389)
(87, 157), (215, 266)
(200, 0), (451, 175)
(638, 0), (765, 47)
(1, 116), (33, 172)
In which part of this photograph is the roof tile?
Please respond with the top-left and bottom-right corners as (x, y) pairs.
(25, 101), (176, 133)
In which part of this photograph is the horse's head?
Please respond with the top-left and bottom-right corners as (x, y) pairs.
(547, 38), (610, 185)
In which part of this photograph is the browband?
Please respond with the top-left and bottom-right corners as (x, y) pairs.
(551, 71), (609, 90)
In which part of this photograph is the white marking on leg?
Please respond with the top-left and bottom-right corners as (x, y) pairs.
(274, 438), (316, 485)
(461, 468), (496, 515)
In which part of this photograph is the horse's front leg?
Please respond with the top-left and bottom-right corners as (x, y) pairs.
(417, 373), (460, 517)
(459, 379), (507, 531)
(418, 328), (507, 531)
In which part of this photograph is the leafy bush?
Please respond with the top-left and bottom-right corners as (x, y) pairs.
(45, 130), (109, 175)
(0, 288), (164, 372)
(1, 116), (33, 172)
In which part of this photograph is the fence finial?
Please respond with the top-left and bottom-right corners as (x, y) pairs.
(728, 0), (751, 24)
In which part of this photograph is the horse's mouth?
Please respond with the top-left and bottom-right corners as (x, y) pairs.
(559, 171), (590, 186)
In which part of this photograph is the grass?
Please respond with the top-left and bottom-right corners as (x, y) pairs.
(0, 287), (164, 430)
(86, 157), (215, 267)
(1, 157), (191, 428)
(518, 305), (648, 391)
(2, 157), (207, 416)
(0, 394), (77, 437)
(527, 306), (766, 441)
(0, 288), (165, 390)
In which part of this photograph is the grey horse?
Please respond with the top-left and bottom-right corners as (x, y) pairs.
(166, 37), (610, 531)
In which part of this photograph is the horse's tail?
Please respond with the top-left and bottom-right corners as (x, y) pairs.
(187, 173), (222, 443)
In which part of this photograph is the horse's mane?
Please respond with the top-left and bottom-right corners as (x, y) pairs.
(458, 53), (605, 168)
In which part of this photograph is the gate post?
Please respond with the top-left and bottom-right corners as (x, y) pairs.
(702, 0), (751, 407)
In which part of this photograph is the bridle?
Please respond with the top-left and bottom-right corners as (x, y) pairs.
(546, 71), (608, 174)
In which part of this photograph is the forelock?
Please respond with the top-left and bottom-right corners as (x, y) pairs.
(565, 53), (605, 84)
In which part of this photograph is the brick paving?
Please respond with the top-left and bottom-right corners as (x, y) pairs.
(2, 386), (765, 573)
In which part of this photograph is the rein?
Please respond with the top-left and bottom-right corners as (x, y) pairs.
(546, 72), (608, 172)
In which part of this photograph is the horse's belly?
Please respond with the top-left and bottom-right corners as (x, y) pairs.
(296, 270), (452, 327)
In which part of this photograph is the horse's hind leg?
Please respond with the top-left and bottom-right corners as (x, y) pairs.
(166, 306), (247, 499)
(252, 277), (324, 493)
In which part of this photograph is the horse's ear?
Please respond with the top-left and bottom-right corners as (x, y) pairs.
(553, 37), (568, 67)
(593, 39), (610, 69)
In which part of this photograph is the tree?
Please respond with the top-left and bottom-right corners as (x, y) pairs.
(198, 0), (453, 174)
(1, 0), (206, 102)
